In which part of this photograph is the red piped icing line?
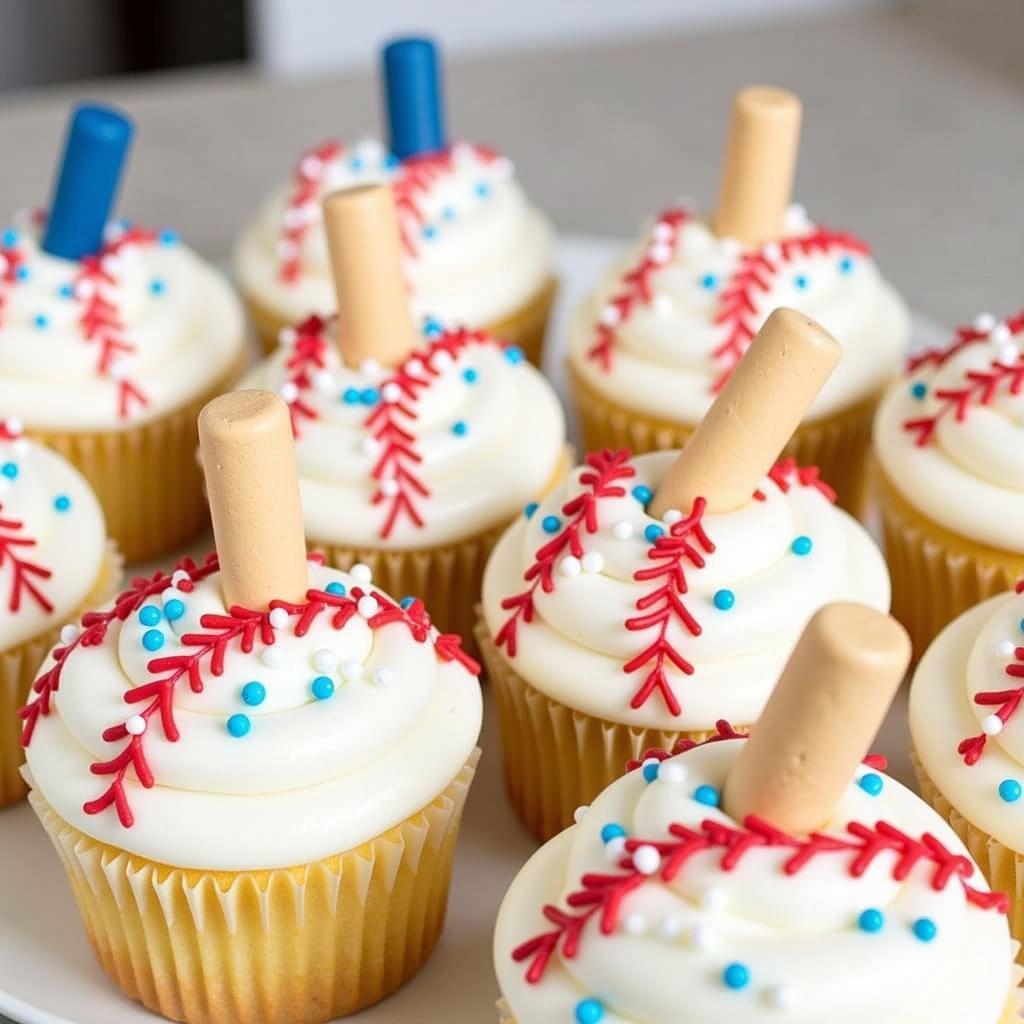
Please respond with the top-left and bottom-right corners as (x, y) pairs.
(957, 579), (1024, 767)
(279, 141), (343, 284)
(513, 811), (1008, 985)
(74, 226), (157, 420)
(753, 456), (837, 504)
(282, 314), (329, 436)
(0, 504), (53, 614)
(907, 310), (1024, 373)
(20, 552), (478, 829)
(0, 240), (27, 329)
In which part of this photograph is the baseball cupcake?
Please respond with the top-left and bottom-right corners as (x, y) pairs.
(1, 418), (119, 807)
(0, 103), (247, 562)
(873, 309), (1024, 655)
(496, 604), (1021, 1024)
(479, 309), (890, 840)
(234, 37), (556, 364)
(20, 390), (483, 1024)
(568, 87), (910, 515)
(239, 184), (569, 645)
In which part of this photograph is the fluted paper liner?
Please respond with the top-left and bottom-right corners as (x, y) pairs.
(476, 617), (750, 842)
(26, 348), (249, 564)
(28, 750), (479, 1024)
(1, 541), (122, 807)
(244, 276), (559, 369)
(876, 465), (1024, 658)
(570, 363), (879, 519)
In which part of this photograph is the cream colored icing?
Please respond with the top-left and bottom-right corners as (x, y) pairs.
(239, 324), (566, 548)
(0, 421), (106, 650)
(233, 139), (553, 327)
(910, 590), (1024, 853)
(874, 314), (1024, 552)
(567, 205), (910, 424)
(0, 215), (245, 431)
(495, 738), (1014, 1023)
(22, 560), (483, 870)
(482, 450), (890, 732)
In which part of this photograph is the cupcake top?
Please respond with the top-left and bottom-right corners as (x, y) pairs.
(481, 450), (889, 732)
(494, 730), (1014, 1024)
(240, 319), (566, 548)
(874, 310), (1024, 552)
(567, 205), (909, 424)
(0, 212), (245, 431)
(0, 417), (107, 651)
(20, 555), (482, 871)
(910, 582), (1024, 854)
(234, 139), (553, 329)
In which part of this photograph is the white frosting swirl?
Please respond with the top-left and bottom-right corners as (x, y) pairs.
(482, 451), (889, 731)
(911, 589), (1024, 853)
(874, 316), (1024, 551)
(233, 139), (553, 327)
(239, 324), (566, 548)
(495, 738), (1013, 1023)
(23, 561), (483, 870)
(0, 424), (106, 650)
(0, 217), (245, 431)
(568, 206), (909, 423)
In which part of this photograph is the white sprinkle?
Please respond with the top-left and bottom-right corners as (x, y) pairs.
(261, 646), (285, 668)
(659, 761), (688, 784)
(581, 552), (605, 574)
(268, 607), (289, 629)
(973, 312), (997, 333)
(657, 916), (683, 941)
(701, 886), (729, 912)
(300, 155), (324, 180)
(381, 382), (402, 403)
(380, 478), (399, 497)
(762, 241), (782, 262)
(999, 640), (1018, 657)
(278, 326), (297, 347)
(991, 323), (1012, 344)
(622, 912), (647, 936)
(360, 358), (382, 379)
(314, 369), (336, 393)
(612, 520), (634, 541)
(60, 624), (80, 645)
(361, 436), (381, 456)
(0, 254), (7, 275)
(406, 358), (425, 375)
(313, 648), (337, 672)
(785, 201), (808, 225)
(648, 242), (673, 265)
(350, 563), (373, 584)
(171, 570), (190, 587)
(559, 556), (582, 578)
(75, 279), (96, 301)
(662, 508), (683, 525)
(4, 416), (23, 435)
(766, 984), (798, 1010)
(982, 714), (1004, 736)
(373, 666), (395, 687)
(651, 221), (675, 243)
(652, 293), (673, 316)
(283, 206), (305, 229)
(341, 659), (364, 681)
(573, 804), (588, 823)
(605, 836), (627, 861)
(690, 922), (717, 950)
(279, 381), (299, 403)
(998, 342), (1020, 365)
(277, 239), (299, 260)
(108, 357), (129, 381)
(433, 350), (454, 370)
(125, 715), (147, 736)
(100, 254), (122, 276)
(720, 237), (742, 257)
(632, 844), (661, 875)
(599, 304), (621, 327)
(11, 438), (28, 456)
(357, 595), (379, 618)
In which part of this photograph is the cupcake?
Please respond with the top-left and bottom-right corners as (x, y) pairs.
(234, 37), (556, 365)
(1, 418), (120, 806)
(239, 183), (569, 645)
(873, 308), (1024, 655)
(910, 579), (1024, 956)
(496, 604), (1021, 1023)
(567, 87), (910, 515)
(19, 390), (482, 1024)
(0, 103), (248, 562)
(479, 309), (890, 840)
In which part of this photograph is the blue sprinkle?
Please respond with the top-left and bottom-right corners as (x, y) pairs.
(999, 779), (1022, 803)
(149, 278), (166, 296)
(241, 681), (266, 707)
(541, 515), (561, 535)
(911, 381), (928, 400)
(164, 598), (185, 622)
(1018, 618), (1024, 634)
(342, 387), (361, 405)
(575, 998), (604, 1024)
(474, 181), (492, 199)
(858, 772), (884, 797)
(722, 963), (750, 991)
(693, 784), (720, 807)
(158, 228), (180, 246)
(838, 256), (855, 275)
(422, 224), (438, 241)
(58, 282), (75, 299)
(631, 484), (652, 505)
(451, 420), (468, 437)
(1, 462), (18, 480)
(794, 273), (810, 290)
(643, 761), (660, 783)
(2, 229), (18, 247)
(14, 265), (30, 282)
(912, 917), (937, 943)
(791, 535), (813, 556)
(53, 494), (72, 513)
(441, 205), (457, 222)
(644, 523), (665, 543)
(142, 629), (165, 652)
(138, 605), (162, 627)
(713, 589), (736, 611)
(463, 367), (479, 384)
(858, 908), (885, 933)
(524, 502), (539, 519)
(699, 272), (719, 291)
(325, 581), (347, 596)
(33, 313), (49, 329)
(226, 713), (251, 738)
(349, 155), (364, 171)
(383, 153), (400, 170)
(400, 596), (416, 609)
(423, 316), (444, 338)
(360, 387), (380, 406)
(312, 675), (335, 700)
(600, 823), (626, 843)
(504, 346), (525, 365)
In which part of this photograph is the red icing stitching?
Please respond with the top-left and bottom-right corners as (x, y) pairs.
(282, 314), (329, 436)
(495, 449), (636, 656)
(0, 242), (26, 328)
(907, 310), (1024, 373)
(0, 505), (53, 614)
(625, 719), (748, 771)
(279, 142), (343, 284)
(753, 457), (837, 504)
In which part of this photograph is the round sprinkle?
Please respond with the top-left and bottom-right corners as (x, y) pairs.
(138, 605), (162, 627)
(1, 462), (18, 479)
(858, 908), (885, 933)
(793, 273), (810, 290)
(541, 515), (561, 535)
(581, 551), (605, 574)
(690, 923), (717, 950)
(60, 624), (80, 645)
(982, 714), (1004, 736)
(451, 420), (468, 437)
(34, 313), (50, 330)
(441, 205), (456, 221)
(504, 346), (525, 364)
(838, 256), (855, 274)
(142, 629), (164, 652)
(631, 484), (652, 505)
(226, 714), (251, 738)
(381, 382), (402, 403)
(125, 715), (146, 736)
(350, 563), (373, 584)
(574, 998), (604, 1024)
(313, 649), (337, 672)
(312, 676), (335, 700)
(999, 779), (1022, 803)
(693, 784), (721, 807)
(663, 508), (683, 525)
(523, 501), (539, 519)
(605, 836), (627, 861)
(699, 272), (719, 291)
(600, 823), (626, 843)
(342, 387), (361, 405)
(159, 228), (179, 246)
(373, 666), (395, 687)
(261, 646), (285, 668)
(573, 805), (588, 823)
(58, 282), (74, 299)
(623, 912), (647, 935)
(357, 595), (379, 618)
(766, 984), (798, 1010)
(858, 772), (884, 797)
(164, 598), (185, 622)
(1, 229), (18, 247)
(268, 607), (289, 628)
(658, 916), (683, 940)
(149, 278), (166, 296)
(462, 367), (479, 384)
(791, 535), (813, 556)
(360, 388), (380, 406)
(560, 556), (582, 578)
(474, 180), (492, 199)
(702, 886), (728, 912)
(325, 581), (347, 596)
(659, 761), (687, 784)
(341, 659), (364, 682)
(644, 524), (665, 543)
(912, 917), (938, 942)
(14, 266), (29, 282)
(423, 317), (443, 338)
(400, 596), (416, 610)
(723, 963), (750, 990)
(713, 589), (736, 611)
(612, 520), (634, 540)
(642, 759), (660, 783)
(241, 681), (266, 706)
(911, 381), (928, 400)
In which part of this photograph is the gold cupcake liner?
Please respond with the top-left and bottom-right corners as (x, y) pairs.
(26, 349), (249, 564)
(29, 750), (479, 1024)
(0, 541), (123, 809)
(569, 364), (879, 519)
(245, 276), (559, 370)
(476, 617), (748, 842)
(875, 466), (1024, 658)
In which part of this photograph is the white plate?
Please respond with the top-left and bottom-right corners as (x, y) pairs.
(0, 236), (946, 1024)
